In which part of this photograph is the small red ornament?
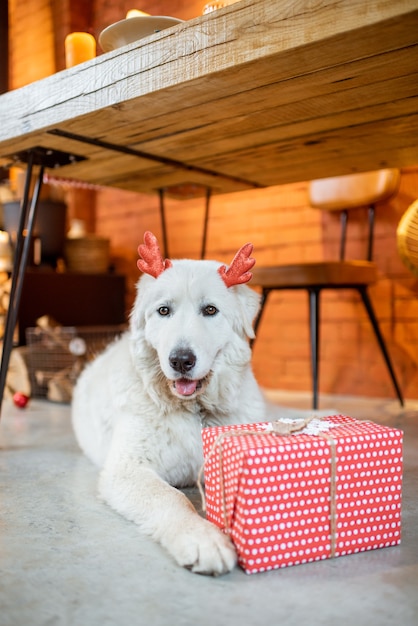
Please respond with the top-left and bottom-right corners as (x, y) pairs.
(13, 392), (30, 409)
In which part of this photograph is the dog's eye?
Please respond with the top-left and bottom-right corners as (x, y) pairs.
(202, 305), (218, 317)
(158, 306), (170, 316)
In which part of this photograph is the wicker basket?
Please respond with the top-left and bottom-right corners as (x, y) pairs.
(64, 235), (110, 273)
(397, 198), (418, 278)
(26, 324), (127, 401)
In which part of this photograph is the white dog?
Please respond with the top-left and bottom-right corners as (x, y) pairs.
(72, 231), (269, 575)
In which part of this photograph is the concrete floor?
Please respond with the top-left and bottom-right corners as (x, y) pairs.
(0, 391), (417, 626)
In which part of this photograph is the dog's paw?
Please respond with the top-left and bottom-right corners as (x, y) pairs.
(162, 518), (237, 575)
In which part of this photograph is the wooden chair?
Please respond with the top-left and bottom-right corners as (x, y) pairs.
(251, 169), (404, 409)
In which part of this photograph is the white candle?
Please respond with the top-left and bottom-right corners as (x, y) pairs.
(65, 32), (96, 68)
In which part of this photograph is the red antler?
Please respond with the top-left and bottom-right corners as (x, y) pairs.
(218, 242), (255, 288)
(137, 231), (172, 278)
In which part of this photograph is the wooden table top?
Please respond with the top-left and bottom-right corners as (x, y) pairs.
(0, 0), (417, 196)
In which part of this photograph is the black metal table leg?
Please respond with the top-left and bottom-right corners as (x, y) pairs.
(0, 145), (87, 417)
(200, 187), (212, 260)
(158, 188), (170, 258)
(0, 158), (44, 414)
(158, 186), (212, 260)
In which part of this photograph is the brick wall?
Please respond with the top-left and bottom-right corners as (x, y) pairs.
(95, 168), (418, 400)
(8, 0), (418, 400)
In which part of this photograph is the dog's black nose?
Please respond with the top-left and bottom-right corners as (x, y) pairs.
(169, 349), (196, 374)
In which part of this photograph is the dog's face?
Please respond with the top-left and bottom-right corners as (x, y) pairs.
(131, 260), (260, 400)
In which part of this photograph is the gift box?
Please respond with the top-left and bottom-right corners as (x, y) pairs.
(201, 415), (403, 574)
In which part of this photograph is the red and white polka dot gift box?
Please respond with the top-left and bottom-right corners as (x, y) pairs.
(201, 415), (403, 574)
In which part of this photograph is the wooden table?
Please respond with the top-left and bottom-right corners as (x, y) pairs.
(0, 0), (417, 195)
(0, 0), (417, 411)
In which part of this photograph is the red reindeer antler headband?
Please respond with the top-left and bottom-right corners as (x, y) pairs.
(137, 231), (172, 277)
(137, 231), (255, 287)
(217, 242), (255, 287)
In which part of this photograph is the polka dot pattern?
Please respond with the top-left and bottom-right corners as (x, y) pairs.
(202, 415), (403, 575)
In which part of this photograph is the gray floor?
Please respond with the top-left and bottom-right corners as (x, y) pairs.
(0, 391), (417, 626)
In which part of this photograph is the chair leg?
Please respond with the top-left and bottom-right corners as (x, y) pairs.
(358, 288), (404, 406)
(250, 288), (270, 349)
(309, 288), (320, 410)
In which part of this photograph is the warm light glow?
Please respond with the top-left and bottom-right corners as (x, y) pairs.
(8, 167), (22, 196)
(65, 32), (96, 68)
(202, 1), (239, 14)
(126, 9), (150, 19)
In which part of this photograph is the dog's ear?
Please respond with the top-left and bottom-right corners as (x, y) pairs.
(129, 273), (153, 331)
(233, 284), (261, 339)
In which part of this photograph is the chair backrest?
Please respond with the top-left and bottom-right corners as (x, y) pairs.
(309, 169), (400, 211)
(308, 169), (400, 261)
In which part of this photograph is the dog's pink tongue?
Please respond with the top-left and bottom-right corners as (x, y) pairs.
(175, 379), (198, 396)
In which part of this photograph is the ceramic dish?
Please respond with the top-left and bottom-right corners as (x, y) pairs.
(99, 16), (184, 52)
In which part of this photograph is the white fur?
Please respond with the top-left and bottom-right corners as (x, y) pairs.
(72, 258), (267, 575)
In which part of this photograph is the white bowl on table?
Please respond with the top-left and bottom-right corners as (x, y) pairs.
(99, 16), (184, 52)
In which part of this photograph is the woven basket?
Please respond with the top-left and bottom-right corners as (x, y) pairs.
(65, 236), (110, 273)
(26, 324), (127, 400)
(397, 199), (418, 278)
